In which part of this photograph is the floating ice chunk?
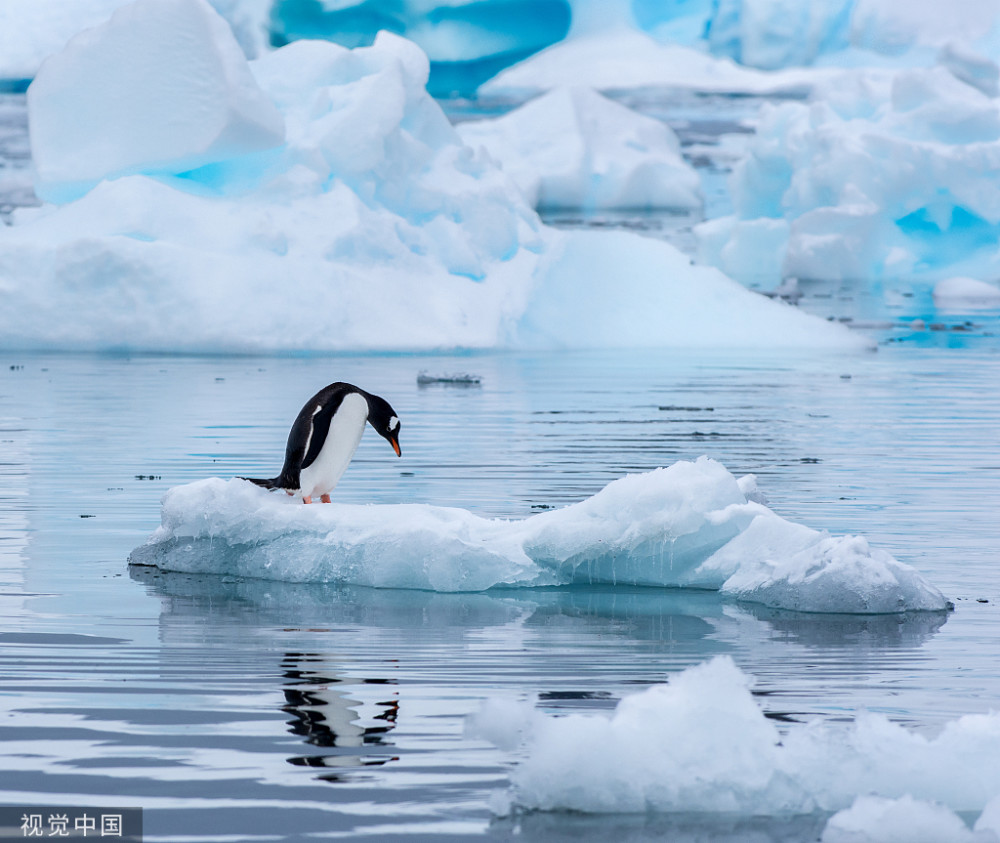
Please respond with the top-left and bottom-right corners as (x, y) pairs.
(696, 63), (1000, 289)
(821, 795), (983, 843)
(458, 87), (702, 211)
(704, 516), (950, 613)
(416, 372), (482, 386)
(485, 656), (1000, 817)
(130, 457), (948, 613)
(933, 277), (1000, 310)
(27, 0), (285, 203)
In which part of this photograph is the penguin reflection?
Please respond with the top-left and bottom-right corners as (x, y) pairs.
(281, 652), (399, 781)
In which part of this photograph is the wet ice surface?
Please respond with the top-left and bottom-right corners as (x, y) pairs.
(1, 346), (999, 840)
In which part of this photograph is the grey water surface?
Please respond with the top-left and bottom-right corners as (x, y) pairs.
(1, 346), (998, 841)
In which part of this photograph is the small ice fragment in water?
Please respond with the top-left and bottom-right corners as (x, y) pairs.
(417, 371), (482, 386)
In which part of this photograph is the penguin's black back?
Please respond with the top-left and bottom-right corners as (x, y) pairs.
(243, 382), (370, 492)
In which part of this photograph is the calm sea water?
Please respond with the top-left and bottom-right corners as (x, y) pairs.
(2, 88), (1000, 841)
(1, 344), (998, 841)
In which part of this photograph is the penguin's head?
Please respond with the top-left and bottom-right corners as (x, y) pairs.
(366, 394), (402, 457)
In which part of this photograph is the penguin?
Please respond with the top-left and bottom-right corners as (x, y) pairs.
(242, 382), (401, 504)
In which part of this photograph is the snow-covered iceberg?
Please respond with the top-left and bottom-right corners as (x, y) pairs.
(479, 28), (830, 98)
(129, 457), (948, 614)
(269, 0), (572, 96)
(0, 0), (864, 353)
(696, 63), (1000, 291)
(457, 86), (702, 211)
(479, 1), (1000, 99)
(472, 656), (1000, 822)
(705, 0), (1000, 74)
(28, 0), (284, 203)
(0, 0), (269, 83)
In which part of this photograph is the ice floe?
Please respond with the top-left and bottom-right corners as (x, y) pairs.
(472, 656), (1000, 825)
(0, 0), (863, 353)
(457, 86), (702, 211)
(130, 457), (948, 613)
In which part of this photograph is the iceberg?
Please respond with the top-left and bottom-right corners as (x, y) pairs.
(696, 63), (1000, 291)
(0, 0), (269, 84)
(269, 0), (572, 96)
(129, 457), (949, 614)
(479, 28), (830, 98)
(457, 86), (702, 211)
(0, 0), (864, 353)
(473, 656), (1000, 821)
(28, 0), (285, 203)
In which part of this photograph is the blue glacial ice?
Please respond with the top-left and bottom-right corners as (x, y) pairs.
(696, 62), (1000, 292)
(0, 0), (864, 353)
(471, 656), (1000, 832)
(480, 0), (1000, 97)
(129, 457), (949, 614)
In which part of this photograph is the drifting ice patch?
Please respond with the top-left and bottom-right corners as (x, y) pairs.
(129, 457), (948, 614)
(472, 657), (1000, 824)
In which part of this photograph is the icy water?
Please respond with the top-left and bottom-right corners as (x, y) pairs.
(2, 87), (1000, 840)
(1, 345), (999, 841)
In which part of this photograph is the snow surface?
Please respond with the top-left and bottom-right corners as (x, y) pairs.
(696, 63), (1000, 290)
(129, 457), (948, 613)
(8, 0), (1000, 96)
(0, 0), (269, 82)
(457, 86), (702, 211)
(0, 0), (864, 353)
(479, 0), (1000, 99)
(479, 29), (830, 97)
(472, 656), (1000, 825)
(28, 0), (285, 203)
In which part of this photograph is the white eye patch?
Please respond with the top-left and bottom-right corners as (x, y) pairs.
(389, 416), (399, 431)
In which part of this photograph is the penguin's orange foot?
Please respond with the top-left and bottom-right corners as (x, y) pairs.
(320, 494), (332, 504)
(302, 496), (312, 504)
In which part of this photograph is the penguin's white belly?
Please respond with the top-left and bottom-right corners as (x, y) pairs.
(298, 392), (368, 498)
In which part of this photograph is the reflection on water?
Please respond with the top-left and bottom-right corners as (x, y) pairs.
(1, 346), (997, 840)
(281, 653), (399, 781)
